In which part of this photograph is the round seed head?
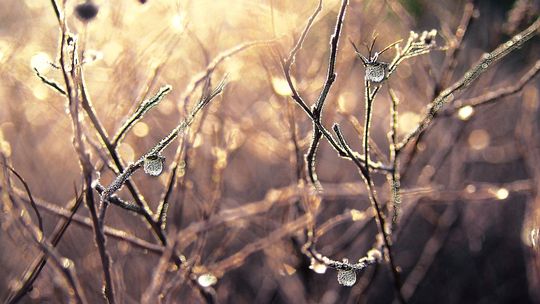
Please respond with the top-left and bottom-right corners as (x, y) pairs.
(144, 155), (165, 176)
(365, 62), (388, 83)
(337, 269), (357, 286)
(75, 1), (99, 22)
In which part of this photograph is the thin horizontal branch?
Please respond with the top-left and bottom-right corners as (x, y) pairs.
(5, 185), (164, 254)
(208, 215), (310, 274)
(178, 185), (300, 244)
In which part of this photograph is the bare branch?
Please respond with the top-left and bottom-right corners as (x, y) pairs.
(397, 17), (540, 152)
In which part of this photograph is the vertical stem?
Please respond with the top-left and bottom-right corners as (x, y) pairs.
(363, 81), (372, 175)
(388, 88), (402, 229)
(85, 175), (115, 304)
(362, 81), (405, 304)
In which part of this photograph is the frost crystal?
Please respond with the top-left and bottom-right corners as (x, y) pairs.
(143, 154), (165, 176)
(337, 268), (357, 286)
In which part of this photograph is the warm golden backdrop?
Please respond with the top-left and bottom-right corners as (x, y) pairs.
(1, 0), (539, 303)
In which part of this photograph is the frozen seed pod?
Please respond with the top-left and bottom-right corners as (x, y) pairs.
(337, 268), (357, 286)
(350, 36), (396, 84)
(143, 154), (165, 176)
(75, 1), (99, 22)
(365, 62), (388, 83)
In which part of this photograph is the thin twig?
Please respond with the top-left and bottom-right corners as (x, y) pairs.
(397, 17), (540, 152)
(333, 124), (405, 303)
(387, 88), (402, 229)
(3, 165), (43, 235)
(112, 85), (172, 146)
(401, 206), (459, 301)
(53, 11), (116, 302)
(99, 77), (227, 209)
(442, 60), (540, 115)
(6, 189), (84, 303)
(33, 67), (67, 95)
(282, 0), (390, 179)
(2, 161), (87, 304)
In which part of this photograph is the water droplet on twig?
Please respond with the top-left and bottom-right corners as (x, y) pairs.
(143, 154), (165, 176)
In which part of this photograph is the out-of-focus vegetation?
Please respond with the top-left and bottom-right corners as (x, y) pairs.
(0, 0), (539, 303)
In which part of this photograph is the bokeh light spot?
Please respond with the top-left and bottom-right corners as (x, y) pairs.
(468, 129), (490, 150)
(495, 188), (509, 200)
(118, 143), (135, 162)
(30, 52), (51, 73)
(398, 111), (420, 135)
(133, 122), (149, 137)
(271, 77), (293, 97)
(197, 273), (218, 287)
(457, 105), (474, 120)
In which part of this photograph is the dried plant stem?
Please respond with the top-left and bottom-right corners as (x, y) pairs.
(358, 83), (404, 302)
(209, 215), (310, 273)
(99, 78), (227, 210)
(179, 40), (273, 108)
(401, 206), (458, 301)
(50, 8), (116, 301)
(307, 0), (349, 188)
(436, 0), (476, 94)
(34, 67), (67, 95)
(3, 165), (43, 234)
(362, 82), (374, 179)
(402, 1), (475, 176)
(94, 75), (227, 302)
(6, 191), (84, 303)
(397, 17), (540, 152)
(2, 160), (88, 304)
(142, 236), (178, 303)
(79, 74), (155, 216)
(336, 130), (402, 302)
(85, 173), (115, 303)
(443, 60), (540, 115)
(333, 121), (404, 303)
(78, 71), (163, 251)
(112, 85), (172, 147)
(15, 214), (88, 304)
(282, 0), (389, 185)
(388, 88), (401, 229)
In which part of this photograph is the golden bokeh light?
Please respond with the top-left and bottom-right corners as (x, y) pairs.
(1, 0), (538, 302)
(398, 111), (421, 135)
(337, 92), (356, 114)
(495, 188), (509, 200)
(350, 209), (366, 221)
(118, 142), (135, 163)
(133, 122), (149, 137)
(30, 52), (51, 73)
(170, 13), (186, 31)
(271, 77), (293, 97)
(468, 129), (490, 150)
(457, 105), (474, 120)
